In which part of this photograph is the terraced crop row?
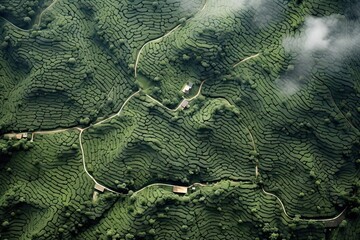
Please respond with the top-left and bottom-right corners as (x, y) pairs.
(137, 0), (342, 105)
(0, 131), (115, 239)
(83, 95), (255, 192)
(202, 39), (359, 218)
(77, 181), (327, 240)
(0, 0), (205, 132)
(0, 0), (359, 239)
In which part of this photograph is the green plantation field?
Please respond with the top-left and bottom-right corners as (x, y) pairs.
(82, 94), (255, 191)
(0, 131), (115, 239)
(1, 0), (360, 239)
(77, 181), (326, 240)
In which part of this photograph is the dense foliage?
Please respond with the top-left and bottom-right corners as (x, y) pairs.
(0, 0), (359, 239)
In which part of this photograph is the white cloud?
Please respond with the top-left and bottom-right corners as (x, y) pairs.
(279, 14), (360, 95)
(179, 0), (266, 18)
(303, 17), (332, 51)
(280, 80), (300, 96)
(212, 0), (265, 9)
(285, 14), (360, 58)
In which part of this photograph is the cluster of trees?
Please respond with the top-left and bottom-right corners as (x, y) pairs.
(178, 44), (229, 79)
(0, 0), (42, 28)
(0, 139), (32, 157)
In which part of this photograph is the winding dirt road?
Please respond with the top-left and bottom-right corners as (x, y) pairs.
(146, 80), (206, 112)
(134, 25), (181, 78)
(0, 0), (348, 224)
(134, 0), (208, 78)
(233, 53), (261, 68)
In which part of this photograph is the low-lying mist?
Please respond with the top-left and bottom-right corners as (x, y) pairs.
(279, 13), (360, 95)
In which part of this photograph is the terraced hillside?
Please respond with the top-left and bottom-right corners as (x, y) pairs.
(1, 0), (360, 239)
(82, 94), (255, 191)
